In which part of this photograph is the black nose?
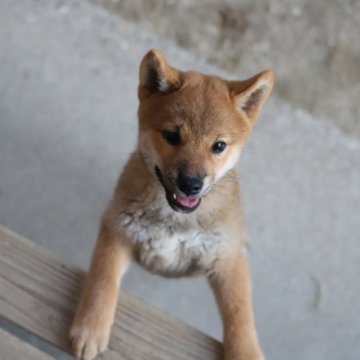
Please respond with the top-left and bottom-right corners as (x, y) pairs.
(176, 173), (203, 196)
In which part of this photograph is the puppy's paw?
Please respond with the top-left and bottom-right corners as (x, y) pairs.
(224, 352), (264, 360)
(69, 315), (112, 360)
(224, 342), (265, 360)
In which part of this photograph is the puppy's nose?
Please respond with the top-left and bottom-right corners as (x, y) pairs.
(176, 173), (203, 196)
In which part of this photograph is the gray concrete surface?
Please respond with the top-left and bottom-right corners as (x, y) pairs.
(94, 0), (360, 138)
(0, 1), (360, 360)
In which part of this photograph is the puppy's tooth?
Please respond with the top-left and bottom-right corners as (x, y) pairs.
(173, 193), (177, 200)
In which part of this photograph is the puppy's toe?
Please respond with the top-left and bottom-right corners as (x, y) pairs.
(82, 340), (99, 360)
(69, 322), (110, 360)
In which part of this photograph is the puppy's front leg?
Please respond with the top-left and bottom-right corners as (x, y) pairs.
(69, 223), (131, 360)
(209, 251), (264, 360)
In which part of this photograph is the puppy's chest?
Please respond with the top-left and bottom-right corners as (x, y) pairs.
(118, 206), (224, 276)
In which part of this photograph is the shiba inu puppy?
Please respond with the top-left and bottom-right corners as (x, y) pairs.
(69, 49), (274, 360)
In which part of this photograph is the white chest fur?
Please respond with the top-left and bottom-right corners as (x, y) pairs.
(116, 199), (226, 277)
(136, 228), (223, 277)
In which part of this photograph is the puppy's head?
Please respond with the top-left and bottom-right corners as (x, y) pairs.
(137, 50), (274, 213)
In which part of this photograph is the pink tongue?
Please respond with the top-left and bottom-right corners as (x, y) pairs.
(176, 195), (199, 208)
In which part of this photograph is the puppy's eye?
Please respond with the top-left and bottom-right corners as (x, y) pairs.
(162, 130), (181, 146)
(211, 141), (227, 154)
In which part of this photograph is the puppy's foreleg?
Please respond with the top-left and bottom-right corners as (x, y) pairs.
(69, 223), (131, 360)
(209, 251), (264, 360)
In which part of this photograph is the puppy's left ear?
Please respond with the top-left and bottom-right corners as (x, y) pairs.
(138, 49), (182, 99)
(228, 70), (274, 124)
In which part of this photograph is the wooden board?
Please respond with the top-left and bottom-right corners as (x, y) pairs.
(0, 328), (54, 360)
(0, 226), (222, 359)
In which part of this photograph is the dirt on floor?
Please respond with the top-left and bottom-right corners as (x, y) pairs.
(90, 0), (360, 138)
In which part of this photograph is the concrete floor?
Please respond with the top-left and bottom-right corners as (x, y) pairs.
(1, 1), (360, 359)
(95, 0), (360, 137)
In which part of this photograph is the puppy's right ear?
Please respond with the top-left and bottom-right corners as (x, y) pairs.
(138, 49), (182, 99)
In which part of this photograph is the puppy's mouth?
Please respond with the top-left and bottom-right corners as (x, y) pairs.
(155, 166), (201, 213)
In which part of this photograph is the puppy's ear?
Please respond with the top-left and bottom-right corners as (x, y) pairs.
(138, 49), (182, 99)
(228, 70), (274, 124)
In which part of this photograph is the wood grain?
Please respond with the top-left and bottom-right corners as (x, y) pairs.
(0, 226), (222, 359)
(0, 328), (54, 360)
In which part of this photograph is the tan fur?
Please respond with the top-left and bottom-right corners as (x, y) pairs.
(69, 49), (274, 360)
